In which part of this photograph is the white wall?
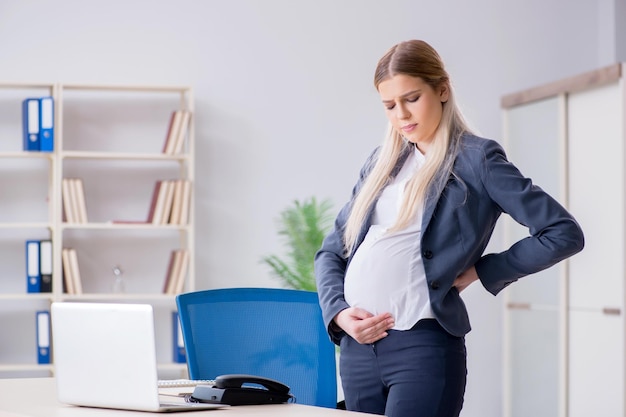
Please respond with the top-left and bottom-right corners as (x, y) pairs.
(0, 1), (607, 416)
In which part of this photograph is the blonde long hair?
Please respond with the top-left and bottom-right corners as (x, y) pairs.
(343, 40), (472, 255)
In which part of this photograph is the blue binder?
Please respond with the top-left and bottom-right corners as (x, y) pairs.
(172, 311), (186, 363)
(22, 98), (40, 151)
(38, 97), (54, 152)
(26, 240), (41, 293)
(36, 310), (51, 364)
(39, 240), (52, 293)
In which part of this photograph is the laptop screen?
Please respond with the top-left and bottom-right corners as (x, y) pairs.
(52, 302), (163, 411)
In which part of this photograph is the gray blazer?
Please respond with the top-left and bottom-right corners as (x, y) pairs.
(314, 133), (584, 343)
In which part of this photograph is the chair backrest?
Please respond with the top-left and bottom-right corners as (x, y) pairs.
(176, 288), (337, 408)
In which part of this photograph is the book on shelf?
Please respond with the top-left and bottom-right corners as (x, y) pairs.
(61, 249), (75, 295)
(36, 310), (51, 364)
(172, 110), (191, 154)
(21, 96), (54, 152)
(165, 179), (192, 225)
(163, 179), (191, 225)
(178, 180), (192, 225)
(61, 248), (83, 295)
(168, 179), (192, 225)
(112, 179), (190, 225)
(69, 249), (83, 294)
(162, 111), (183, 154)
(172, 311), (186, 363)
(62, 178), (88, 224)
(25, 240), (41, 293)
(174, 250), (190, 294)
(151, 180), (171, 225)
(38, 97), (54, 152)
(162, 110), (191, 155)
(68, 179), (81, 223)
(146, 180), (163, 223)
(169, 180), (184, 225)
(151, 179), (191, 225)
(160, 180), (176, 225)
(61, 178), (73, 223)
(162, 250), (177, 293)
(163, 249), (189, 295)
(39, 240), (53, 293)
(73, 178), (88, 223)
(22, 98), (40, 151)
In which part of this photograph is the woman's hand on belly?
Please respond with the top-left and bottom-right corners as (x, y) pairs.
(334, 307), (395, 344)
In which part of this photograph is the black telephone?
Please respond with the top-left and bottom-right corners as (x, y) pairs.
(190, 374), (293, 406)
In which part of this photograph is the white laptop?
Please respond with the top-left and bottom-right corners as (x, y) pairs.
(51, 302), (226, 412)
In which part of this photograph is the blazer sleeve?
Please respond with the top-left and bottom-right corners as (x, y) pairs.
(314, 148), (379, 344)
(474, 140), (585, 295)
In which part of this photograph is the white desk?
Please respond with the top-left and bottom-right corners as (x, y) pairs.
(0, 378), (365, 417)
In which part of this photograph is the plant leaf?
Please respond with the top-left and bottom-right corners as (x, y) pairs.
(261, 197), (334, 292)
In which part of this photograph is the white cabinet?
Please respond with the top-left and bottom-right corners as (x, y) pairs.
(502, 64), (625, 417)
(503, 95), (566, 417)
(567, 78), (624, 417)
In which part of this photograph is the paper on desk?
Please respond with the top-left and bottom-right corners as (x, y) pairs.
(158, 387), (195, 405)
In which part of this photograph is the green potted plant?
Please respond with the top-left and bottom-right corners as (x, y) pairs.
(262, 197), (334, 291)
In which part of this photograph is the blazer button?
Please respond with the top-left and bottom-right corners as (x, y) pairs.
(423, 250), (433, 259)
(430, 281), (440, 290)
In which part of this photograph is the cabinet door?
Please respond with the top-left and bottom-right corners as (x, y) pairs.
(568, 80), (624, 417)
(568, 82), (624, 310)
(507, 308), (560, 417)
(504, 96), (564, 417)
(505, 96), (564, 306)
(568, 309), (623, 417)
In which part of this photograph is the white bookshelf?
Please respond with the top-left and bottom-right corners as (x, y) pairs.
(0, 82), (195, 377)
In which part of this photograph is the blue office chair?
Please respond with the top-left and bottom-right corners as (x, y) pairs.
(175, 287), (337, 408)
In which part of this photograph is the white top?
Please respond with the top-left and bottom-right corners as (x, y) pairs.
(344, 147), (434, 330)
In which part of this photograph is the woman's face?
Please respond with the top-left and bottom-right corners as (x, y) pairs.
(377, 74), (449, 152)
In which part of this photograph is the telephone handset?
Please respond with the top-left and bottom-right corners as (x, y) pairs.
(214, 374), (290, 394)
(191, 374), (293, 405)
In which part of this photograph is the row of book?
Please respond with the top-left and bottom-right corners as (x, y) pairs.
(62, 178), (191, 225)
(27, 242), (82, 295)
(62, 178), (88, 223)
(26, 240), (52, 293)
(60, 248), (188, 295)
(61, 248), (83, 295)
(22, 97), (54, 152)
(148, 180), (192, 225)
(21, 102), (191, 155)
(33, 310), (186, 364)
(162, 110), (191, 155)
(25, 244), (188, 295)
(163, 249), (190, 295)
